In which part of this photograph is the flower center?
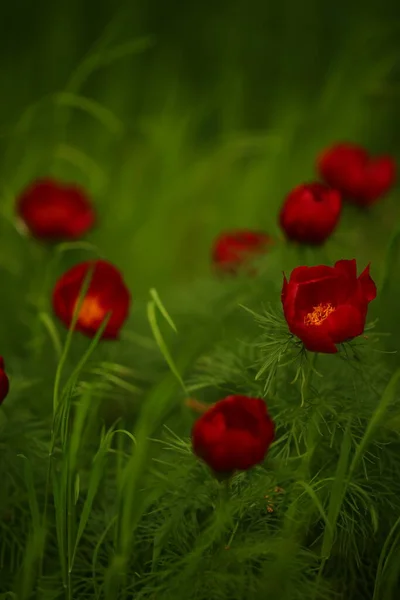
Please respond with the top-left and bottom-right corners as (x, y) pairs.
(74, 296), (105, 327)
(304, 302), (335, 326)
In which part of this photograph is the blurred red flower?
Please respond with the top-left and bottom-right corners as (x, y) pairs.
(0, 357), (9, 405)
(212, 230), (273, 274)
(279, 182), (342, 245)
(281, 259), (377, 353)
(192, 395), (275, 473)
(317, 143), (396, 206)
(52, 260), (131, 339)
(16, 178), (95, 240)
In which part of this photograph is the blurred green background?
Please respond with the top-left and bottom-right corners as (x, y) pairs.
(0, 0), (399, 307)
(1, 5), (400, 597)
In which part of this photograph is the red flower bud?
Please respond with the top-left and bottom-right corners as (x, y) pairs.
(212, 230), (273, 274)
(279, 182), (342, 245)
(52, 260), (131, 339)
(191, 395), (275, 473)
(0, 357), (9, 405)
(281, 259), (377, 353)
(317, 143), (396, 206)
(16, 178), (95, 240)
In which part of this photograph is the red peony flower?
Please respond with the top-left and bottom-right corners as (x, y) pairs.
(212, 230), (273, 274)
(317, 143), (396, 206)
(0, 357), (9, 405)
(191, 395), (275, 473)
(52, 260), (131, 339)
(279, 182), (342, 245)
(16, 178), (95, 240)
(281, 259), (377, 353)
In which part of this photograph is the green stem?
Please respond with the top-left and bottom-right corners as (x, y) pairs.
(67, 458), (74, 600)
(215, 477), (232, 523)
(301, 352), (318, 407)
(219, 478), (231, 503)
(313, 558), (327, 600)
(38, 426), (57, 582)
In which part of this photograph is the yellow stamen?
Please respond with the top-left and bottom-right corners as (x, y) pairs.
(304, 302), (335, 326)
(74, 296), (104, 327)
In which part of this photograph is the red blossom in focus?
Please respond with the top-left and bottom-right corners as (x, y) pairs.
(16, 178), (95, 240)
(279, 182), (342, 245)
(0, 357), (9, 405)
(191, 395), (275, 474)
(317, 143), (396, 206)
(52, 260), (131, 339)
(212, 230), (273, 275)
(281, 259), (377, 354)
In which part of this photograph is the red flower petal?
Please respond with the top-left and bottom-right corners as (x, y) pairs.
(325, 304), (365, 344)
(52, 260), (131, 339)
(191, 396), (275, 473)
(279, 182), (342, 245)
(282, 269), (342, 329)
(212, 230), (272, 275)
(330, 259), (361, 301)
(281, 260), (376, 353)
(318, 143), (396, 206)
(16, 178), (95, 241)
(293, 322), (338, 354)
(0, 361), (9, 405)
(361, 157), (396, 204)
(288, 264), (335, 284)
(358, 264), (377, 302)
(318, 144), (367, 192)
(209, 429), (268, 471)
(333, 259), (357, 279)
(287, 275), (344, 314)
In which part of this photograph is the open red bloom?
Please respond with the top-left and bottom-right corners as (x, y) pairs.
(279, 182), (342, 245)
(16, 178), (95, 240)
(317, 143), (396, 206)
(191, 395), (275, 473)
(0, 357), (9, 405)
(212, 230), (273, 274)
(281, 259), (377, 353)
(52, 260), (131, 339)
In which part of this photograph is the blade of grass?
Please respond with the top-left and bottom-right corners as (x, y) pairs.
(147, 292), (187, 394)
(320, 421), (352, 559)
(149, 288), (178, 332)
(373, 515), (400, 600)
(348, 367), (400, 479)
(52, 264), (96, 414)
(53, 93), (123, 135)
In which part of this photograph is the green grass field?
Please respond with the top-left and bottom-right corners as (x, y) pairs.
(1, 0), (400, 598)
